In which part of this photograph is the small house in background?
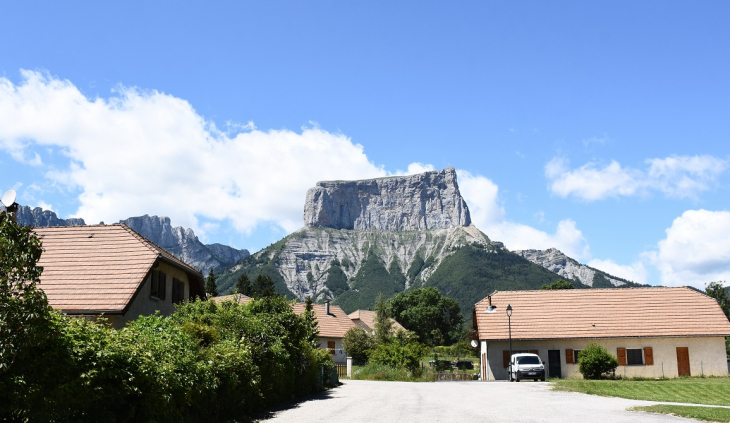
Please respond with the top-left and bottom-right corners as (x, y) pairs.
(348, 309), (406, 335)
(473, 287), (730, 380)
(34, 224), (205, 329)
(293, 300), (356, 364)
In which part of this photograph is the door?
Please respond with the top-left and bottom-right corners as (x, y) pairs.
(677, 347), (690, 376)
(548, 350), (562, 378)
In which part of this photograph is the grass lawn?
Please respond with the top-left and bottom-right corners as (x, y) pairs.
(552, 377), (730, 406)
(629, 405), (730, 422)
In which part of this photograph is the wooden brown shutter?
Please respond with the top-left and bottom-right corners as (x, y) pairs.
(328, 341), (336, 354)
(644, 347), (654, 365)
(503, 350), (510, 368)
(158, 271), (167, 300)
(566, 349), (574, 364)
(617, 348), (627, 366)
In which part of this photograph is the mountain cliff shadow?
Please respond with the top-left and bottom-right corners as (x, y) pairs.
(255, 385), (340, 420)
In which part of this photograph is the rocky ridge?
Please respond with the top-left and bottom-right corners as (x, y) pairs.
(304, 167), (471, 231)
(17, 206), (86, 227)
(513, 247), (629, 287)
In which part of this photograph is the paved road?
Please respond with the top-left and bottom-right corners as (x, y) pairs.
(264, 380), (695, 422)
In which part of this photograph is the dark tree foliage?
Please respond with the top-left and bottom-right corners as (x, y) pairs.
(386, 287), (463, 346)
(205, 268), (218, 297)
(374, 294), (393, 345)
(303, 296), (319, 347)
(253, 274), (277, 298)
(539, 279), (575, 290)
(235, 274), (252, 296)
(406, 255), (426, 282)
(706, 281), (730, 319)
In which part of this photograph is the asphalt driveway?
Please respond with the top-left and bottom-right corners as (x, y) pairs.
(264, 380), (698, 422)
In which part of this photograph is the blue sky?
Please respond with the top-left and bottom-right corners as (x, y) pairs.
(1, 1), (729, 287)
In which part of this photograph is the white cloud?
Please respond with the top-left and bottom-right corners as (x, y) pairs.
(587, 258), (648, 284)
(648, 209), (730, 287)
(457, 170), (591, 260)
(403, 162), (435, 175)
(546, 155), (727, 201)
(0, 70), (386, 237)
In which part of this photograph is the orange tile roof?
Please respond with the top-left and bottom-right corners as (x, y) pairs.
(212, 294), (252, 304)
(34, 224), (204, 313)
(474, 287), (730, 341)
(347, 309), (406, 333)
(293, 303), (356, 339)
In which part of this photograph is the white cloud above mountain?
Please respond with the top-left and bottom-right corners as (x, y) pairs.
(546, 155), (727, 201)
(647, 209), (730, 287)
(587, 258), (648, 285)
(0, 70), (387, 236)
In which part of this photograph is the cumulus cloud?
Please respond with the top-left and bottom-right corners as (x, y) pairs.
(587, 258), (648, 284)
(456, 170), (591, 260)
(546, 155), (727, 201)
(648, 209), (730, 287)
(0, 70), (386, 236)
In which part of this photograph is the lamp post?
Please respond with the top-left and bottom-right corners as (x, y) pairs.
(506, 304), (513, 360)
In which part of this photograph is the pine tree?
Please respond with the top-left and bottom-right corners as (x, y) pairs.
(374, 294), (393, 344)
(303, 296), (319, 347)
(252, 274), (276, 298)
(205, 268), (218, 297)
(235, 274), (252, 296)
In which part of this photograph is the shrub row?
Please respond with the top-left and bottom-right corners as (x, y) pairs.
(0, 297), (334, 422)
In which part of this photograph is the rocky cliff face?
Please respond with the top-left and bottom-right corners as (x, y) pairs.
(16, 206), (86, 227)
(120, 215), (249, 273)
(514, 247), (629, 287)
(304, 167), (471, 231)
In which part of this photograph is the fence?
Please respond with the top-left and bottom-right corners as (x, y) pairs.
(336, 363), (347, 377)
(436, 372), (476, 381)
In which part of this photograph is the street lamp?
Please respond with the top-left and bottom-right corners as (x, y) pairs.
(506, 304), (513, 360)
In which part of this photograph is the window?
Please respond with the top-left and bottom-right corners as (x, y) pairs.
(626, 348), (643, 365)
(327, 341), (336, 355)
(150, 270), (167, 300)
(172, 278), (185, 304)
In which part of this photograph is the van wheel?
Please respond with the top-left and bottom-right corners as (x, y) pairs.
(515, 378), (520, 382)
(540, 378), (545, 382)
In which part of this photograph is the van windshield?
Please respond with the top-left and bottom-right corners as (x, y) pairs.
(516, 356), (541, 365)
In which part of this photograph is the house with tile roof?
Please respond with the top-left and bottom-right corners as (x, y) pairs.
(473, 287), (730, 380)
(34, 224), (205, 328)
(348, 309), (406, 335)
(293, 300), (356, 364)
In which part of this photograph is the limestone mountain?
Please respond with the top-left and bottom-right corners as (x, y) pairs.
(217, 168), (571, 313)
(16, 207), (248, 273)
(513, 247), (637, 287)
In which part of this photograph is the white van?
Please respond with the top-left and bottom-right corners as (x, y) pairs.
(508, 353), (546, 382)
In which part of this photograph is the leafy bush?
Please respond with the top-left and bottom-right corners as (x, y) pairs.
(386, 287), (463, 346)
(578, 343), (619, 379)
(342, 327), (375, 365)
(368, 331), (427, 376)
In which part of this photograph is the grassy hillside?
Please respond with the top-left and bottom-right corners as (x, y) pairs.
(425, 243), (571, 314)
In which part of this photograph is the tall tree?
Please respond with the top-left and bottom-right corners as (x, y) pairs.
(386, 287), (462, 346)
(252, 274), (277, 298)
(205, 268), (218, 297)
(235, 274), (252, 296)
(374, 294), (393, 344)
(303, 296), (319, 347)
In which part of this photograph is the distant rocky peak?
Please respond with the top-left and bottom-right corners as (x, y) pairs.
(303, 167), (471, 231)
(16, 205), (86, 227)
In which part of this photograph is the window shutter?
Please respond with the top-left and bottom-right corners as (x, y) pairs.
(158, 271), (167, 300)
(644, 347), (654, 365)
(172, 279), (180, 304)
(503, 350), (510, 368)
(566, 349), (574, 364)
(328, 341), (336, 354)
(150, 271), (159, 297)
(617, 348), (627, 366)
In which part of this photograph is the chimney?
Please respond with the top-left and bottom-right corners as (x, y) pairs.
(325, 299), (331, 316)
(487, 295), (492, 308)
